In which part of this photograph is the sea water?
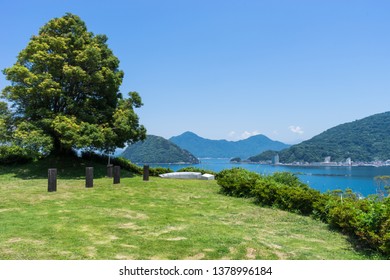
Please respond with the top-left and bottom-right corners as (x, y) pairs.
(145, 158), (390, 197)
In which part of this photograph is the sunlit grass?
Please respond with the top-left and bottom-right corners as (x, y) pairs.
(0, 159), (374, 260)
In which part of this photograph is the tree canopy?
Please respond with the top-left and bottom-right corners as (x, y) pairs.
(1, 13), (146, 159)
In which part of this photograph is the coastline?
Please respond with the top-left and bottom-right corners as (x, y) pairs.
(239, 160), (390, 168)
(262, 162), (390, 168)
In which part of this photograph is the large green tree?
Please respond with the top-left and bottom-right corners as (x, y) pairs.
(2, 13), (146, 156)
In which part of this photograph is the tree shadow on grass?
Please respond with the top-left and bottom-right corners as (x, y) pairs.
(0, 155), (137, 180)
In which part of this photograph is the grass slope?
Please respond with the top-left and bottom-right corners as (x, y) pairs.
(0, 158), (372, 260)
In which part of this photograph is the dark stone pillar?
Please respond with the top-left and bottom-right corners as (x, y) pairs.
(143, 165), (149, 181)
(48, 168), (57, 192)
(113, 166), (120, 184)
(86, 167), (93, 188)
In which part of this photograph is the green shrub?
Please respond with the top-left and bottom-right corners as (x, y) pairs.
(250, 176), (280, 206)
(177, 167), (218, 176)
(112, 157), (143, 175)
(113, 158), (173, 176)
(218, 168), (323, 215)
(326, 195), (390, 255)
(354, 197), (390, 253)
(149, 166), (173, 176)
(311, 193), (330, 222)
(216, 168), (390, 257)
(270, 172), (307, 188)
(279, 186), (323, 215)
(251, 176), (323, 215)
(81, 152), (173, 176)
(217, 168), (261, 197)
(326, 198), (359, 235)
(0, 145), (33, 164)
(81, 152), (143, 174)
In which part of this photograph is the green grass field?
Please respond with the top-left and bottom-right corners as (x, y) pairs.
(0, 158), (377, 260)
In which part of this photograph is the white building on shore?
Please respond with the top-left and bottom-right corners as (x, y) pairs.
(272, 154), (280, 165)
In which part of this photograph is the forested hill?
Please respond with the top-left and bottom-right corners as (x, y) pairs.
(121, 135), (199, 164)
(170, 131), (289, 158)
(249, 111), (390, 163)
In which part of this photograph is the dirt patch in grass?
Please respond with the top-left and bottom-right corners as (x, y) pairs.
(94, 235), (119, 245)
(148, 225), (187, 237)
(86, 246), (97, 258)
(246, 248), (257, 259)
(118, 222), (142, 230)
(203, 248), (215, 252)
(166, 237), (187, 241)
(185, 253), (205, 260)
(115, 254), (135, 260)
(100, 208), (149, 220)
(7, 237), (45, 246)
(0, 208), (21, 213)
(120, 244), (138, 249)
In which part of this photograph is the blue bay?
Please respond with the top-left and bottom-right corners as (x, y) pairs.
(143, 158), (390, 197)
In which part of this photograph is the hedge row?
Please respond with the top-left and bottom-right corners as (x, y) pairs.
(81, 152), (173, 176)
(217, 168), (390, 257)
(177, 166), (218, 176)
(0, 145), (34, 164)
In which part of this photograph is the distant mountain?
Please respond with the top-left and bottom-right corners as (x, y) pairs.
(121, 135), (199, 164)
(169, 131), (290, 158)
(249, 111), (390, 163)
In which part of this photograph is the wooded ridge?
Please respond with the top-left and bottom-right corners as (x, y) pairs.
(250, 111), (390, 163)
(170, 131), (289, 158)
(121, 135), (199, 164)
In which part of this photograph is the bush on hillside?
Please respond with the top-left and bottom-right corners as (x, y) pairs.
(218, 168), (261, 197)
(177, 167), (218, 176)
(81, 152), (142, 174)
(326, 195), (390, 255)
(216, 168), (390, 257)
(0, 145), (34, 164)
(270, 172), (307, 188)
(81, 152), (173, 176)
(149, 166), (174, 176)
(112, 157), (143, 175)
(251, 175), (325, 216)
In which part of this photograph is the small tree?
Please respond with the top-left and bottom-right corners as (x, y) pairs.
(375, 176), (390, 198)
(2, 13), (146, 157)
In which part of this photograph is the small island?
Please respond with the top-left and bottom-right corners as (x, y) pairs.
(121, 135), (200, 164)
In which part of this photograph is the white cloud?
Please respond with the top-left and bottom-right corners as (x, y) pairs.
(228, 130), (261, 140)
(228, 131), (236, 138)
(289, 125), (304, 134)
(241, 130), (261, 139)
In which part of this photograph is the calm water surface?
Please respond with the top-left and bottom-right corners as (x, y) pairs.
(145, 158), (390, 197)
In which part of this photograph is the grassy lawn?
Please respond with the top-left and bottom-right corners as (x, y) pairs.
(0, 159), (375, 260)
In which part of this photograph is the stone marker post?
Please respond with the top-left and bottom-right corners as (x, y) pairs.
(107, 164), (113, 178)
(113, 166), (120, 184)
(86, 167), (93, 188)
(143, 165), (149, 181)
(48, 168), (57, 192)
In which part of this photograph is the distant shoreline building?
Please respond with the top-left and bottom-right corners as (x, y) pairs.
(272, 154), (280, 165)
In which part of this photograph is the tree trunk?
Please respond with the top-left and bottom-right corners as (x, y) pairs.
(52, 136), (74, 156)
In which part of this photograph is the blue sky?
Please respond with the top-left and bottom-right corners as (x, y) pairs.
(1, 0), (389, 144)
